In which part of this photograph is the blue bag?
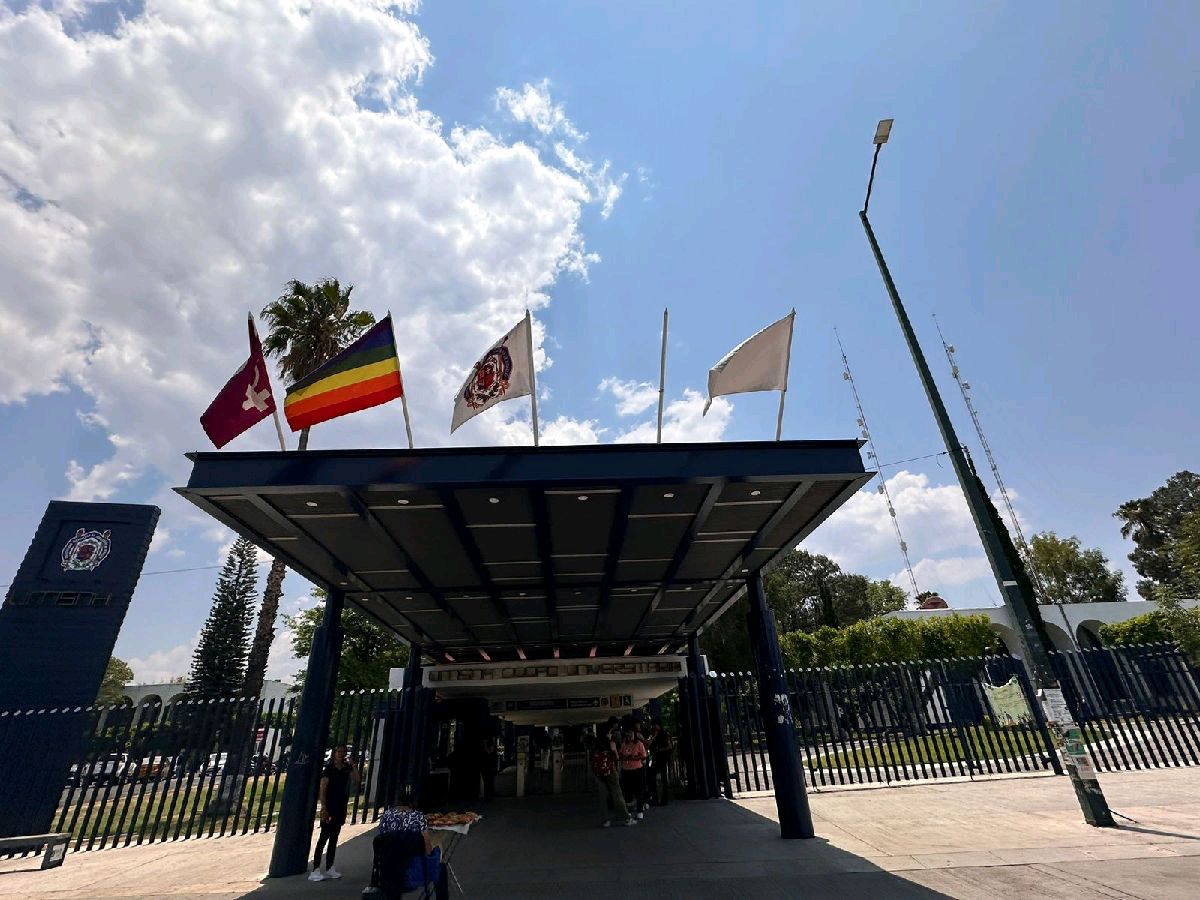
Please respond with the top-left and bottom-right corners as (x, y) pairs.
(401, 846), (441, 893)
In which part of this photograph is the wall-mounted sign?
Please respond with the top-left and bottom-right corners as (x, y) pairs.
(490, 694), (633, 714)
(428, 658), (684, 685)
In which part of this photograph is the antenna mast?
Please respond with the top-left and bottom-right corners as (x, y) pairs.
(934, 318), (1047, 600)
(836, 330), (920, 602)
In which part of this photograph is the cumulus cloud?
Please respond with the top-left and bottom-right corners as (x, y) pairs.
(599, 377), (659, 416)
(0, 1), (621, 521)
(128, 638), (195, 685)
(496, 79), (584, 141)
(615, 389), (733, 443)
(802, 469), (1007, 605)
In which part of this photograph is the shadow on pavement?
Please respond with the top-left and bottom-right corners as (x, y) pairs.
(239, 794), (951, 900)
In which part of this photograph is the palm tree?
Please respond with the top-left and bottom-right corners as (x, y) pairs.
(242, 278), (376, 698)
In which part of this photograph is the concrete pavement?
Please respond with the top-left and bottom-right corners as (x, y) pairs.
(2, 769), (1197, 898)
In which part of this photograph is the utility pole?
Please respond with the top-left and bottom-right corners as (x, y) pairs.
(858, 119), (1113, 827)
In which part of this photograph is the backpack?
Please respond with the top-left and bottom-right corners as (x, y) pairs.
(591, 748), (615, 778)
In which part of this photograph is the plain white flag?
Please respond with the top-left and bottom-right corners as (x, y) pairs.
(451, 315), (534, 433)
(703, 311), (795, 414)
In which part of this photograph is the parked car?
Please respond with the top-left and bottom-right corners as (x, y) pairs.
(131, 754), (172, 782)
(67, 753), (131, 787)
(204, 752), (230, 776)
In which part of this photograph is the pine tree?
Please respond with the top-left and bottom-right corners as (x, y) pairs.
(187, 538), (259, 699)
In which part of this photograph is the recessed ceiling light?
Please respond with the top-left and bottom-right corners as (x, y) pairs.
(405, 596), (413, 601)
(741, 568), (749, 573)
(519, 592), (526, 597)
(577, 495), (589, 501)
(339, 581), (348, 586)
(397, 498), (410, 505)
(305, 501), (319, 508)
(488, 497), (500, 504)
(750, 490), (762, 497)
(663, 492), (675, 499)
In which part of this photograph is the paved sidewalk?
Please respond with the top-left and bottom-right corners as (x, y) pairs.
(2, 769), (1198, 898)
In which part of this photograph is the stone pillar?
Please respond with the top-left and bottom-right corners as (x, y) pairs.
(746, 573), (813, 839)
(269, 588), (345, 877)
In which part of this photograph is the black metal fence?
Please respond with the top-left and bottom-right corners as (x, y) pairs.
(0, 688), (421, 853)
(709, 653), (1060, 794)
(1052, 642), (1200, 771)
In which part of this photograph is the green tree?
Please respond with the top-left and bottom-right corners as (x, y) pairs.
(779, 615), (1001, 668)
(187, 538), (259, 699)
(1114, 471), (1200, 600)
(244, 279), (376, 699)
(700, 550), (907, 671)
(1028, 531), (1126, 604)
(96, 656), (134, 706)
(287, 590), (410, 691)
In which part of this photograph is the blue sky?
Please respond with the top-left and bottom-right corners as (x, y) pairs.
(1, 1), (1196, 682)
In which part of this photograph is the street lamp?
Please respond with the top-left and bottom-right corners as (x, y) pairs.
(858, 119), (1114, 827)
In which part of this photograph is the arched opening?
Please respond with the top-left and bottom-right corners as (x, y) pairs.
(1076, 621), (1104, 649)
(990, 623), (1023, 658)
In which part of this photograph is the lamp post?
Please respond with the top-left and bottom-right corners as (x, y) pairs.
(858, 120), (1114, 827)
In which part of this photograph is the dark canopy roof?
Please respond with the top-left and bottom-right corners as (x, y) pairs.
(176, 440), (869, 662)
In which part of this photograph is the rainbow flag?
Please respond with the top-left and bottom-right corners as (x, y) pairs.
(283, 316), (403, 431)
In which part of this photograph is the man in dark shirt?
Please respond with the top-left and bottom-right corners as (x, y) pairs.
(648, 720), (674, 806)
(310, 744), (359, 881)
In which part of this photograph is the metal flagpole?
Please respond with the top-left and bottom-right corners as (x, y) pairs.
(525, 309), (540, 447)
(249, 313), (289, 452)
(656, 308), (669, 443)
(774, 309), (796, 441)
(387, 312), (415, 450)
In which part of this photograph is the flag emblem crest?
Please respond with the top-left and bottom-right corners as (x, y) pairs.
(463, 345), (514, 410)
(61, 528), (112, 572)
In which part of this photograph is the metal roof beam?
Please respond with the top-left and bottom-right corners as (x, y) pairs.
(438, 489), (522, 648)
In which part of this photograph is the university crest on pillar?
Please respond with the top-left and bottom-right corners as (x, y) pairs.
(60, 528), (113, 572)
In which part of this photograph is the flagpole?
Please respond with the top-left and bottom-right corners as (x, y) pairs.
(387, 311), (415, 450)
(525, 309), (540, 447)
(775, 309), (796, 441)
(656, 308), (668, 444)
(399, 394), (415, 450)
(248, 313), (289, 452)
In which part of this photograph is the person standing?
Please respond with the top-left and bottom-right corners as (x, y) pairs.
(480, 735), (498, 801)
(310, 745), (359, 881)
(593, 719), (634, 827)
(618, 728), (648, 819)
(648, 719), (675, 806)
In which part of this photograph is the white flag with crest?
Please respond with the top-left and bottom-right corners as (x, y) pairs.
(451, 315), (535, 433)
(703, 311), (795, 414)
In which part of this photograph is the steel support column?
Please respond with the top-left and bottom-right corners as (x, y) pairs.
(269, 588), (345, 877)
(746, 573), (813, 839)
(686, 635), (718, 799)
(401, 645), (424, 801)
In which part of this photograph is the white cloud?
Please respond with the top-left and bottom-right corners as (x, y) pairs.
(802, 469), (1006, 605)
(615, 389), (733, 443)
(0, 2), (620, 517)
(496, 79), (584, 141)
(128, 639), (195, 685)
(599, 377), (659, 416)
(895, 556), (992, 593)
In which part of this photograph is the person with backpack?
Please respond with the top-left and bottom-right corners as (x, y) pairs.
(618, 727), (649, 819)
(592, 719), (634, 828)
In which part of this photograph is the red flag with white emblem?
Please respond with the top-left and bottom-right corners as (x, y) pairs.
(200, 315), (279, 449)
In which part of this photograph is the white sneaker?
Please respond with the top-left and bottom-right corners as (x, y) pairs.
(308, 869), (325, 882)
(324, 868), (342, 880)
(637, 811), (644, 820)
(602, 820), (611, 828)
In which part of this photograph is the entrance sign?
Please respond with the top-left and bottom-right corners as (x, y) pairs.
(427, 659), (684, 685)
(0, 501), (159, 838)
